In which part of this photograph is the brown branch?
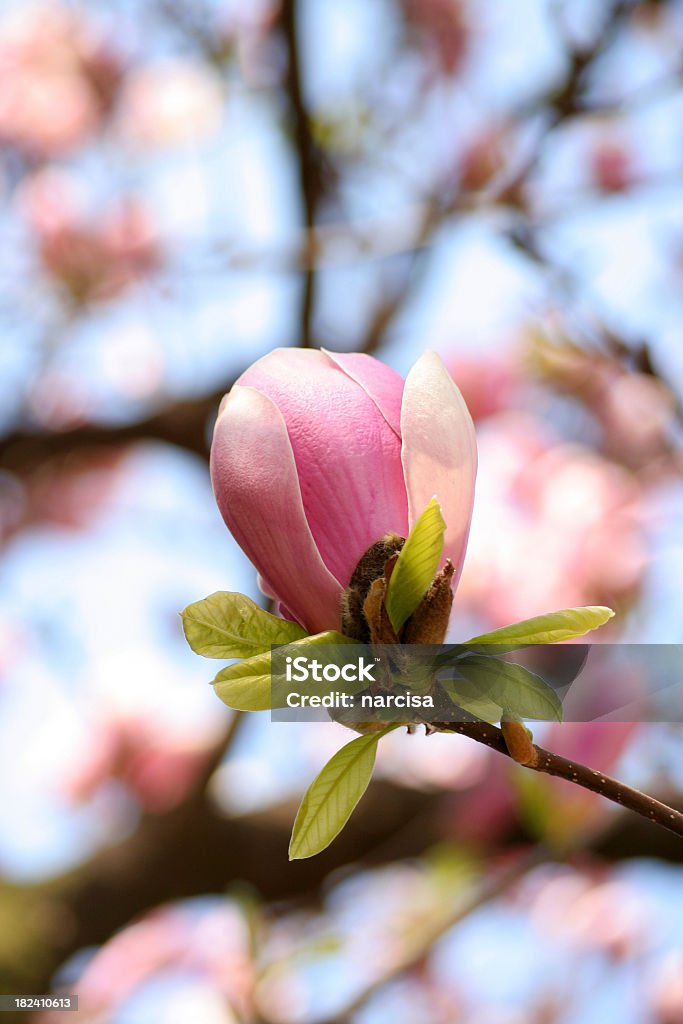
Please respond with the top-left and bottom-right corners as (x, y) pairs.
(0, 777), (449, 1006)
(281, 0), (321, 349)
(359, 198), (446, 355)
(435, 716), (683, 839)
(544, 0), (637, 120)
(0, 199), (450, 475)
(1, 727), (680, 1006)
(193, 710), (246, 792)
(0, 388), (226, 474)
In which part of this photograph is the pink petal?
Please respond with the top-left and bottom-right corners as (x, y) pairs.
(256, 576), (299, 625)
(321, 349), (403, 438)
(240, 349), (409, 586)
(400, 351), (477, 590)
(257, 573), (277, 600)
(211, 384), (343, 633)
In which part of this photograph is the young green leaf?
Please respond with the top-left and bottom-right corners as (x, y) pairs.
(212, 630), (357, 712)
(439, 676), (507, 724)
(455, 655), (563, 722)
(181, 591), (307, 659)
(385, 498), (446, 633)
(464, 606), (614, 647)
(213, 651), (274, 711)
(289, 726), (395, 860)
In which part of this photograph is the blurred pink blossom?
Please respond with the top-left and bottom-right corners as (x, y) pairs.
(529, 870), (650, 960)
(590, 137), (636, 194)
(458, 414), (646, 626)
(402, 0), (470, 75)
(456, 124), (526, 206)
(118, 59), (224, 149)
(530, 336), (675, 468)
(61, 714), (211, 813)
(648, 952), (683, 1024)
(21, 450), (127, 531)
(447, 350), (525, 421)
(0, 2), (121, 157)
(21, 169), (159, 302)
(45, 904), (254, 1021)
(458, 128), (509, 193)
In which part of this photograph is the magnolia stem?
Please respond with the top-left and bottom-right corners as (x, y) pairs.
(434, 717), (683, 839)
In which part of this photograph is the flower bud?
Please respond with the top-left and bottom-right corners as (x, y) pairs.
(211, 349), (477, 634)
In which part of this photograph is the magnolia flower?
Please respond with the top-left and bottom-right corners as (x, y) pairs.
(211, 349), (476, 634)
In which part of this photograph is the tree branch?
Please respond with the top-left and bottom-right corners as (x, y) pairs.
(0, 389), (225, 474)
(435, 717), (683, 839)
(544, 0), (638, 120)
(281, 0), (321, 349)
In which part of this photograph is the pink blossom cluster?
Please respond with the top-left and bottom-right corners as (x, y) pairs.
(530, 337), (676, 469)
(21, 170), (159, 303)
(401, 0), (470, 75)
(0, 3), (121, 157)
(61, 713), (212, 814)
(458, 413), (645, 626)
(40, 903), (254, 1023)
(449, 349), (648, 627)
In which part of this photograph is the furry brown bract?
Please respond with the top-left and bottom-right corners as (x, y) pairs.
(340, 533), (405, 642)
(341, 534), (454, 645)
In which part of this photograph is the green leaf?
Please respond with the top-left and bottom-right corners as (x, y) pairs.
(181, 591), (307, 659)
(289, 726), (395, 860)
(464, 606), (614, 647)
(439, 676), (506, 724)
(454, 655), (563, 722)
(212, 651), (274, 711)
(212, 630), (357, 712)
(385, 498), (446, 633)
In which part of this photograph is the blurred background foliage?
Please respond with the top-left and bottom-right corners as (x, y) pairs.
(1, 0), (683, 1021)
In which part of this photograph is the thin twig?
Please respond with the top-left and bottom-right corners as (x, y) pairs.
(194, 710), (245, 792)
(281, 0), (320, 349)
(434, 716), (683, 839)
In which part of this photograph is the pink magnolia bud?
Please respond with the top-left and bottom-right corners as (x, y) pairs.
(402, 0), (469, 75)
(211, 349), (477, 633)
(458, 127), (508, 194)
(591, 140), (635, 194)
